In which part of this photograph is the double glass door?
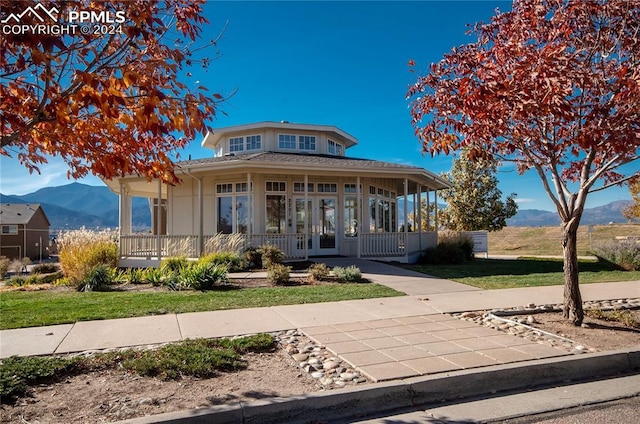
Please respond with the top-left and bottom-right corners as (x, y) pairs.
(295, 196), (337, 255)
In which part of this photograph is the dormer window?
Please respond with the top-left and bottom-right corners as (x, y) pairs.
(328, 139), (344, 156)
(229, 137), (244, 153)
(298, 135), (316, 151)
(246, 135), (261, 150)
(278, 134), (296, 150)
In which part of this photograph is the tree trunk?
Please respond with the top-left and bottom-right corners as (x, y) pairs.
(562, 220), (584, 326)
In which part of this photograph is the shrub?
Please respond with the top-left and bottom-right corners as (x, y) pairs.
(161, 256), (189, 273)
(419, 233), (475, 265)
(0, 355), (79, 400)
(179, 262), (228, 290)
(77, 264), (115, 292)
(0, 257), (10, 278)
(125, 268), (146, 284)
(9, 259), (25, 275)
(591, 240), (640, 271)
(4, 277), (27, 287)
(333, 265), (362, 282)
(58, 228), (118, 285)
(200, 251), (244, 272)
(308, 263), (330, 282)
(31, 263), (60, 274)
(258, 244), (285, 268)
(144, 267), (166, 286)
(204, 232), (246, 255)
(243, 247), (263, 269)
(266, 263), (291, 285)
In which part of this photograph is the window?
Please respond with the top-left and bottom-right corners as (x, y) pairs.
(344, 197), (357, 237)
(328, 139), (343, 156)
(368, 185), (397, 233)
(344, 183), (362, 194)
(1, 225), (18, 235)
(294, 182), (314, 192)
(317, 183), (337, 193)
(279, 134), (296, 150)
(266, 195), (286, 233)
(246, 135), (261, 150)
(266, 181), (286, 192)
(216, 182), (252, 234)
(229, 137), (244, 153)
(298, 135), (316, 151)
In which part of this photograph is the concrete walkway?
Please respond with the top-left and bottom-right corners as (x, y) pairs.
(2, 259), (638, 385)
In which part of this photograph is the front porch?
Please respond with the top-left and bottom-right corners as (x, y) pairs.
(118, 231), (438, 267)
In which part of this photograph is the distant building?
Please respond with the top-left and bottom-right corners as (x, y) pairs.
(0, 204), (51, 260)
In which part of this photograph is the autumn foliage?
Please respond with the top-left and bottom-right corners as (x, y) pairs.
(0, 0), (224, 184)
(408, 0), (639, 325)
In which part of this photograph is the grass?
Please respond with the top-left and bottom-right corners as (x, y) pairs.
(0, 283), (402, 330)
(0, 334), (275, 401)
(410, 257), (640, 290)
(488, 224), (640, 256)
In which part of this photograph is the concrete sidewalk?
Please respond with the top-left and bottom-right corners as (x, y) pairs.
(1, 259), (638, 384)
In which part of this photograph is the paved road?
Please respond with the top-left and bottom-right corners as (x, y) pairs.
(339, 373), (640, 423)
(491, 396), (640, 424)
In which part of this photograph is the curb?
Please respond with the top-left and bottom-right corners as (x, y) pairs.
(118, 347), (640, 424)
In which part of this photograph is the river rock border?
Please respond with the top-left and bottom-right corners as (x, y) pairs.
(274, 329), (369, 390)
(452, 298), (640, 354)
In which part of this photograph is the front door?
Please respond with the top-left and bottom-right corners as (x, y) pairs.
(295, 196), (338, 256)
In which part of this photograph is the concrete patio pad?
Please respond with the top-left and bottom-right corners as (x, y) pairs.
(55, 315), (181, 353)
(0, 324), (73, 358)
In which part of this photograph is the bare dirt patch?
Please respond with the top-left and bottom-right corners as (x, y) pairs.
(0, 349), (320, 424)
(516, 309), (640, 351)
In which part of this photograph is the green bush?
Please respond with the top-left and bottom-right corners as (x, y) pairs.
(144, 267), (166, 286)
(30, 263), (60, 274)
(200, 251), (244, 272)
(243, 247), (263, 269)
(77, 264), (115, 292)
(258, 244), (285, 268)
(0, 256), (9, 278)
(419, 233), (475, 265)
(161, 257), (189, 273)
(592, 241), (640, 271)
(266, 263), (291, 285)
(179, 262), (228, 290)
(333, 265), (362, 282)
(308, 263), (330, 282)
(4, 276), (27, 287)
(0, 355), (79, 400)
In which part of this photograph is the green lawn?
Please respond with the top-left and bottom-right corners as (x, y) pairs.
(409, 257), (640, 290)
(0, 284), (403, 330)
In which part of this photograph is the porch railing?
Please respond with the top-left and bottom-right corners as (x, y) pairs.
(120, 232), (437, 261)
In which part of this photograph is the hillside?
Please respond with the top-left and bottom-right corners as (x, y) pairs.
(1, 183), (150, 230)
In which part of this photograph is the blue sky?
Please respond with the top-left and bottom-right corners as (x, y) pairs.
(0, 0), (634, 211)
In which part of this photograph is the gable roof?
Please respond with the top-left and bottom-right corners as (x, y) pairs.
(0, 203), (49, 226)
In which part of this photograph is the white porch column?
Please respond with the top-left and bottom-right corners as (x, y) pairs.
(304, 174), (309, 260)
(417, 184), (422, 252)
(197, 176), (203, 257)
(357, 176), (361, 259)
(157, 178), (162, 261)
(118, 183), (125, 237)
(404, 178), (409, 261)
(247, 172), (252, 250)
(434, 190), (439, 234)
(426, 189), (431, 231)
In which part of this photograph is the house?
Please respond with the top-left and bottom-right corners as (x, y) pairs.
(102, 122), (450, 267)
(0, 203), (51, 260)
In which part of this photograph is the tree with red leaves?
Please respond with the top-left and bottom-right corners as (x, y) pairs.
(408, 0), (639, 325)
(1, 0), (225, 185)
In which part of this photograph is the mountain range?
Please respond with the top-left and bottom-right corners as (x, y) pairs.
(0, 183), (634, 230)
